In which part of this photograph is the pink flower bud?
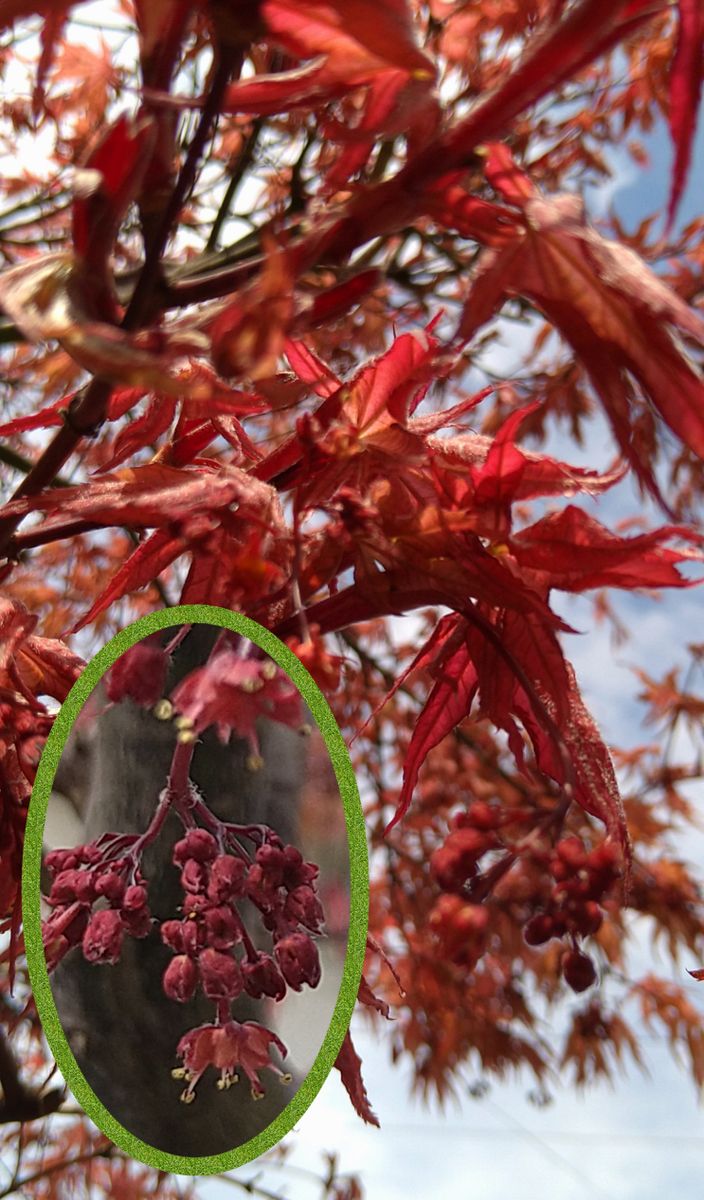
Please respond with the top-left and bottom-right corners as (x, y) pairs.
(284, 885), (325, 933)
(161, 919), (186, 953)
(50, 869), (95, 906)
(63, 906), (90, 945)
(77, 843), (104, 866)
(181, 919), (205, 956)
(94, 870), (125, 904)
(255, 844), (286, 888)
(180, 860), (208, 894)
(44, 930), (70, 972)
(246, 863), (266, 900)
(163, 954), (198, 1003)
(83, 909), (124, 964)
(198, 948), (243, 1001)
(242, 954), (286, 1001)
(275, 932), (321, 991)
(173, 829), (218, 866)
(282, 846), (319, 889)
(207, 854), (247, 902)
(45, 848), (78, 875)
(122, 884), (148, 911)
(204, 906), (241, 950)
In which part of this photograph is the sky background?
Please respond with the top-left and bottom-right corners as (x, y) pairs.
(2, 8), (704, 1198)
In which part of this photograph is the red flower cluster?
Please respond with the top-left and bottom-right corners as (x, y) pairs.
(41, 635), (326, 1107)
(161, 824), (323, 1099)
(522, 837), (621, 993)
(427, 802), (620, 991)
(43, 840), (151, 971)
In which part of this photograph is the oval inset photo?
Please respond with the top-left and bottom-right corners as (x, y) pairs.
(23, 605), (367, 1174)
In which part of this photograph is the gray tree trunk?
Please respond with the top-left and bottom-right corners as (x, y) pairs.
(50, 626), (309, 1158)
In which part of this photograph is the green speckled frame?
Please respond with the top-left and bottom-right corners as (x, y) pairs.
(22, 605), (368, 1174)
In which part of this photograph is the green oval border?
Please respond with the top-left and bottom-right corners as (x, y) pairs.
(22, 605), (368, 1174)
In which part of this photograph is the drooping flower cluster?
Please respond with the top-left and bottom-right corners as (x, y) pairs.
(427, 802), (621, 992)
(43, 837), (151, 971)
(161, 824), (323, 1101)
(523, 837), (621, 993)
(42, 634), (326, 1106)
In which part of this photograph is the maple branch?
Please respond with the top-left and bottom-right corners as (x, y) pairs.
(163, 2), (663, 311)
(126, 45), (242, 324)
(0, 1143), (116, 1198)
(0, 376), (113, 557)
(0, 1026), (64, 1126)
(206, 116), (264, 253)
(0, 443), (69, 487)
(0, 47), (240, 561)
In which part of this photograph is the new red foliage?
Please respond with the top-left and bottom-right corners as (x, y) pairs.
(0, 0), (703, 1193)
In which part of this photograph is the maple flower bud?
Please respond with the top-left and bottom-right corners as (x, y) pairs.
(82, 909), (124, 964)
(77, 843), (103, 866)
(50, 868), (96, 906)
(105, 638), (169, 708)
(204, 905), (242, 950)
(163, 954), (198, 1003)
(555, 836), (587, 870)
(562, 949), (597, 993)
(173, 828), (219, 866)
(242, 953), (287, 1001)
(181, 918), (205, 956)
(44, 930), (71, 972)
(523, 913), (556, 946)
(94, 869), (126, 904)
(122, 884), (148, 912)
(199, 947), (243, 1001)
(45, 848), (79, 875)
(207, 854), (247, 903)
(121, 904), (152, 938)
(430, 828), (495, 894)
(282, 845), (319, 889)
(181, 859), (208, 894)
(275, 931), (321, 990)
(586, 842), (622, 894)
(453, 802), (502, 831)
(429, 894), (490, 963)
(577, 900), (604, 937)
(161, 920), (187, 953)
(256, 844), (286, 888)
(284, 885), (325, 933)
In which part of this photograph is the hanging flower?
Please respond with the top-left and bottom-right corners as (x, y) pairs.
(174, 1019), (290, 1101)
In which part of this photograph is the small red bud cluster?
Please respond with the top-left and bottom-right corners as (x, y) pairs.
(43, 841), (151, 971)
(162, 828), (322, 1005)
(163, 826), (324, 1101)
(523, 837), (621, 993)
(429, 803), (502, 895)
(428, 894), (490, 967)
(427, 803), (504, 968)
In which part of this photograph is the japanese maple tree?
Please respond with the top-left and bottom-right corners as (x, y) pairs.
(1, 0), (704, 1194)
